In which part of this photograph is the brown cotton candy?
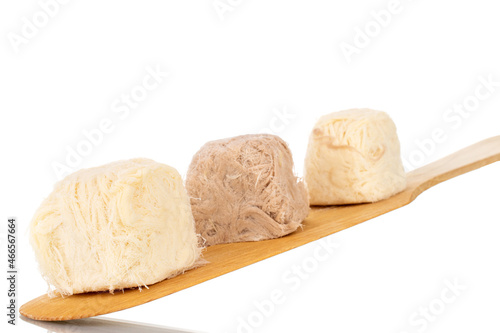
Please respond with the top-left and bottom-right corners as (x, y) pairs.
(186, 134), (309, 246)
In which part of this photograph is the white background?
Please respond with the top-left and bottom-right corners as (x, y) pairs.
(1, 0), (499, 332)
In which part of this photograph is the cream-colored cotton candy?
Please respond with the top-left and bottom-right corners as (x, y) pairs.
(30, 158), (202, 296)
(304, 109), (406, 205)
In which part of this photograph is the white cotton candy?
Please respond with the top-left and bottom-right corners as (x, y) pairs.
(30, 158), (202, 296)
(304, 109), (407, 205)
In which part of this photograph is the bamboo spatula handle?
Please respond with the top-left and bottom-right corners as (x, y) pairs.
(406, 135), (500, 201)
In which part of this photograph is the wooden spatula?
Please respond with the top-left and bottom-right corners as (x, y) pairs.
(20, 136), (500, 321)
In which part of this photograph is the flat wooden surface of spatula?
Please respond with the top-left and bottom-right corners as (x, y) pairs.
(20, 136), (500, 321)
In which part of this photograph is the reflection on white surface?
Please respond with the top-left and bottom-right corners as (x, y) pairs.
(21, 316), (206, 333)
